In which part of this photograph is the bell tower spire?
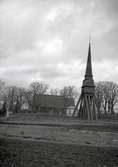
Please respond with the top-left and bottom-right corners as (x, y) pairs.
(85, 42), (93, 78)
(82, 42), (95, 94)
(73, 41), (97, 120)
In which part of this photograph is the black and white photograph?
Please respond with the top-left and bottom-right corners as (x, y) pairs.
(0, 0), (118, 166)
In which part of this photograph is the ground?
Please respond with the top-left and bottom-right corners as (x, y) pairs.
(0, 113), (118, 167)
(0, 138), (118, 167)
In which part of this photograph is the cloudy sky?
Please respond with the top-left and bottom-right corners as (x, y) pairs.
(0, 0), (118, 89)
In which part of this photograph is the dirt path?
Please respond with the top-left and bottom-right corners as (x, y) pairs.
(0, 124), (118, 148)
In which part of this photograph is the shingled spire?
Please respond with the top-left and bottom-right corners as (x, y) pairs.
(85, 43), (93, 78)
(73, 42), (97, 120)
(82, 42), (95, 94)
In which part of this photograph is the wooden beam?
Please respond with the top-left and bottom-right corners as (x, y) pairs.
(85, 95), (90, 120)
(78, 96), (83, 118)
(72, 94), (82, 117)
(88, 95), (93, 120)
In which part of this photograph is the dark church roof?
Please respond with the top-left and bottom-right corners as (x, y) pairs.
(64, 98), (75, 107)
(36, 94), (75, 108)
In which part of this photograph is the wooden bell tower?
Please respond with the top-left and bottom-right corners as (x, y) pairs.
(73, 42), (97, 120)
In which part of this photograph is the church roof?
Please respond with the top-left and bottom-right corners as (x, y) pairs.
(35, 94), (75, 108)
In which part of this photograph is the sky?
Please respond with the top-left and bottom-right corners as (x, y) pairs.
(0, 0), (118, 89)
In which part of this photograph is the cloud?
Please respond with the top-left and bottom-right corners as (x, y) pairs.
(36, 38), (63, 55)
(95, 0), (118, 17)
(0, 0), (118, 88)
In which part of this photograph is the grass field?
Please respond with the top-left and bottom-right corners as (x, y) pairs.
(0, 137), (118, 167)
(0, 113), (118, 167)
(0, 124), (118, 147)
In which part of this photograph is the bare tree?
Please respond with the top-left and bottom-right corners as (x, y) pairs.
(24, 90), (33, 111)
(2, 86), (26, 113)
(14, 87), (26, 113)
(25, 81), (49, 112)
(95, 81), (118, 115)
(0, 80), (5, 98)
(60, 85), (79, 101)
(29, 81), (49, 95)
(106, 82), (118, 114)
(50, 88), (59, 95)
(95, 82), (103, 118)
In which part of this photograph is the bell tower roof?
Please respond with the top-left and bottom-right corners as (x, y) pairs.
(85, 42), (93, 78)
(82, 42), (95, 94)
